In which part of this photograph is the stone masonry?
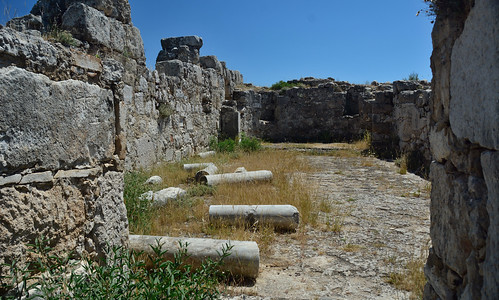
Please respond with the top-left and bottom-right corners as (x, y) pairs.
(0, 0), (242, 287)
(424, 0), (498, 298)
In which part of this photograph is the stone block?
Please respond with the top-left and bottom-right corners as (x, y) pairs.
(31, 0), (131, 25)
(200, 55), (223, 72)
(429, 127), (452, 162)
(54, 168), (101, 179)
(160, 36), (203, 50)
(481, 150), (499, 298)
(393, 80), (422, 94)
(0, 67), (115, 173)
(0, 27), (61, 71)
(6, 14), (43, 32)
(0, 174), (22, 186)
(62, 3), (111, 47)
(156, 60), (184, 77)
(20, 171), (53, 184)
(449, 0), (499, 150)
(220, 106), (240, 139)
(429, 162), (473, 277)
(72, 51), (102, 72)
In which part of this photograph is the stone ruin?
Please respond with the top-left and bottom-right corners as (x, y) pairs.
(0, 0), (497, 298)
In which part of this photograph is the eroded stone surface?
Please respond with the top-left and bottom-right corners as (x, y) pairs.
(224, 153), (430, 299)
(0, 66), (115, 174)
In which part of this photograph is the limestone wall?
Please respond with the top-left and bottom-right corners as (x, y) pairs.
(230, 79), (431, 164)
(424, 0), (498, 298)
(0, 0), (242, 284)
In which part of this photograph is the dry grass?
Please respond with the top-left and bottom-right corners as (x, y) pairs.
(396, 154), (408, 175)
(134, 149), (318, 257)
(386, 246), (428, 300)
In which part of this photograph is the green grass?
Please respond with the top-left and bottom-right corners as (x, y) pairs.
(269, 80), (305, 91)
(1, 236), (230, 299)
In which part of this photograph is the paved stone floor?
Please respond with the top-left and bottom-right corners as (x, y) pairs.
(223, 153), (431, 299)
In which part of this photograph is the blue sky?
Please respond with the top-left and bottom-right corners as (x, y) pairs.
(2, 0), (434, 86)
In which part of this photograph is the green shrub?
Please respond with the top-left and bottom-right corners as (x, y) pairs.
(210, 137), (236, 153)
(124, 172), (151, 233)
(158, 103), (174, 119)
(269, 80), (305, 91)
(239, 133), (262, 152)
(408, 72), (419, 81)
(1, 237), (231, 299)
(44, 26), (77, 47)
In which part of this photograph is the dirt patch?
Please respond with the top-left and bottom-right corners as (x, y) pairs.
(222, 154), (430, 299)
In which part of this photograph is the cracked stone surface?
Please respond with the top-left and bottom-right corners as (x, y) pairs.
(222, 153), (430, 299)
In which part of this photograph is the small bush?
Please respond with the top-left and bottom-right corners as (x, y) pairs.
(44, 26), (77, 47)
(1, 237), (230, 299)
(408, 72), (419, 81)
(269, 80), (305, 91)
(239, 134), (261, 152)
(158, 103), (174, 119)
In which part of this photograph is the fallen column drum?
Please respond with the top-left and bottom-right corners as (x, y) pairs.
(128, 235), (260, 279)
(209, 205), (300, 230)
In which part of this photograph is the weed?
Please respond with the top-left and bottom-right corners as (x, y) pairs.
(158, 102), (174, 119)
(404, 72), (419, 81)
(318, 199), (332, 213)
(188, 184), (216, 197)
(124, 171), (152, 233)
(325, 216), (344, 233)
(395, 154), (408, 175)
(386, 246), (428, 300)
(342, 244), (362, 252)
(44, 25), (77, 47)
(1, 237), (230, 299)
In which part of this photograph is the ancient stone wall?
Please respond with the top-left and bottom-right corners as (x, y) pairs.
(230, 78), (431, 164)
(424, 0), (498, 298)
(0, 0), (242, 284)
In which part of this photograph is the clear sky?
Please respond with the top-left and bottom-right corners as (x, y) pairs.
(2, 0), (434, 87)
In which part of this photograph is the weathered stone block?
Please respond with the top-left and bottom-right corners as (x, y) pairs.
(429, 162), (474, 277)
(200, 55), (223, 73)
(0, 66), (115, 174)
(449, 0), (499, 150)
(31, 0), (131, 25)
(6, 14), (43, 32)
(481, 150), (499, 298)
(156, 60), (184, 77)
(62, 3), (111, 47)
(19, 171), (53, 184)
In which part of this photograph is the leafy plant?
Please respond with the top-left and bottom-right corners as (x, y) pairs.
(1, 237), (231, 299)
(209, 137), (236, 153)
(238, 133), (262, 152)
(124, 172), (152, 233)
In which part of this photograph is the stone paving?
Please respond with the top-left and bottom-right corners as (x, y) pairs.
(223, 153), (431, 299)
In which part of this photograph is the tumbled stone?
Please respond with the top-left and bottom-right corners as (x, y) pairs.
(145, 175), (162, 185)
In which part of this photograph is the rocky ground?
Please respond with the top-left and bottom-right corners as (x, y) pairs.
(222, 149), (431, 299)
